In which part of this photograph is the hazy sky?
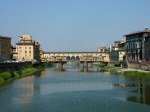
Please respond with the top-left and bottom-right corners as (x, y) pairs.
(0, 0), (150, 52)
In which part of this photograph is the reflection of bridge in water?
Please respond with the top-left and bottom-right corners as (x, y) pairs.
(42, 52), (109, 72)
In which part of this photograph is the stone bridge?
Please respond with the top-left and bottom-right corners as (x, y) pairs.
(42, 52), (109, 72)
(41, 52), (109, 62)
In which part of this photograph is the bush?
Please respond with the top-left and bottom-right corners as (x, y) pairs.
(13, 71), (20, 78)
(0, 72), (12, 80)
(0, 77), (4, 82)
(110, 69), (118, 74)
(104, 66), (111, 69)
(93, 64), (106, 67)
(19, 68), (37, 76)
(114, 61), (121, 67)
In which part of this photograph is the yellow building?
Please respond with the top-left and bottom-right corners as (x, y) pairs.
(97, 46), (109, 52)
(16, 34), (40, 62)
(102, 53), (110, 62)
(0, 35), (11, 62)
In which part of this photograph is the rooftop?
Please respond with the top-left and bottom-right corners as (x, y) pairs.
(124, 29), (150, 37)
(0, 35), (11, 39)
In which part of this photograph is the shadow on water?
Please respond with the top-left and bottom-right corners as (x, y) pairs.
(114, 83), (150, 105)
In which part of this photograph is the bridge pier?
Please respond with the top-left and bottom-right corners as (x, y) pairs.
(75, 61), (80, 68)
(56, 61), (65, 71)
(82, 61), (88, 72)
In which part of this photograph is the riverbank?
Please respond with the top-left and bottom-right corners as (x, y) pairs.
(0, 66), (44, 86)
(106, 67), (150, 79)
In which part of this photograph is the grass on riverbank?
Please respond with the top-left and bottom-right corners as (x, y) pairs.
(106, 67), (150, 79)
(0, 66), (44, 85)
(123, 70), (150, 78)
(93, 63), (106, 67)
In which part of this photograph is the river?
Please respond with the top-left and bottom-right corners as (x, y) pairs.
(0, 66), (150, 112)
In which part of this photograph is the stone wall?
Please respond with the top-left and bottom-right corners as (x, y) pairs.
(0, 62), (32, 72)
(128, 61), (150, 71)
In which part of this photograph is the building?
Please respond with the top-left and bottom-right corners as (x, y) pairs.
(39, 48), (43, 62)
(109, 40), (126, 64)
(0, 35), (11, 62)
(124, 28), (150, 61)
(144, 35), (150, 61)
(97, 46), (109, 52)
(11, 46), (18, 60)
(16, 34), (40, 62)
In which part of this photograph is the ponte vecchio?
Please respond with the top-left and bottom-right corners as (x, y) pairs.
(41, 51), (109, 71)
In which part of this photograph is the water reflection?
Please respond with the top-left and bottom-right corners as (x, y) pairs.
(1, 67), (150, 112)
(114, 83), (150, 105)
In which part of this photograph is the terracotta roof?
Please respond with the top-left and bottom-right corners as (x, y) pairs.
(124, 30), (150, 36)
(97, 46), (109, 49)
(114, 41), (122, 43)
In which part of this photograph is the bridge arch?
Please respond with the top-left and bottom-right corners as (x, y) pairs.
(76, 56), (80, 61)
(66, 56), (70, 61)
(71, 56), (75, 61)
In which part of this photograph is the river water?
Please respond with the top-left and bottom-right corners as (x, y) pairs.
(0, 66), (150, 112)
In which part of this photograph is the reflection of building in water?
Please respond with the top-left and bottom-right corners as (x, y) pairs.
(20, 83), (41, 96)
(103, 71), (110, 75)
(132, 84), (150, 105)
(114, 83), (150, 105)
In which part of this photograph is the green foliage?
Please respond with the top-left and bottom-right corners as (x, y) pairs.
(20, 68), (37, 76)
(109, 69), (118, 74)
(124, 71), (150, 78)
(114, 61), (121, 67)
(104, 66), (111, 69)
(13, 71), (20, 78)
(0, 65), (44, 86)
(0, 77), (4, 82)
(0, 72), (12, 80)
(93, 63), (106, 67)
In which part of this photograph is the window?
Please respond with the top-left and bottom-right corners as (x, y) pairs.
(29, 47), (31, 49)
(25, 51), (27, 56)
(126, 45), (128, 49)
(29, 51), (31, 57)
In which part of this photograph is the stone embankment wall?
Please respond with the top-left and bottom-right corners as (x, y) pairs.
(128, 61), (150, 71)
(0, 62), (32, 72)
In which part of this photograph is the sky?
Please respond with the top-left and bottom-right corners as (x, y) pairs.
(0, 0), (150, 52)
